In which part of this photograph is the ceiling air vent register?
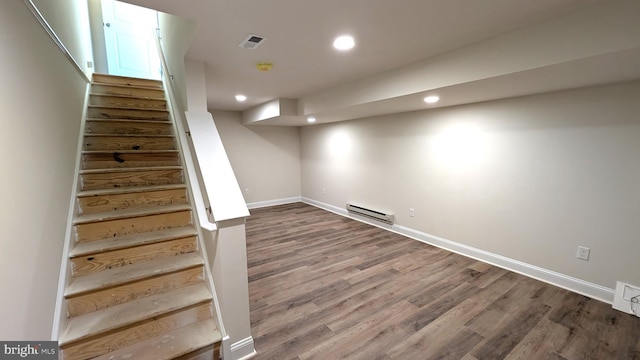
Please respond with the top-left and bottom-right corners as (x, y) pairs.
(238, 34), (267, 49)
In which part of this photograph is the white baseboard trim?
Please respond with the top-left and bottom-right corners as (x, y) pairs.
(301, 197), (615, 304)
(247, 196), (302, 210)
(230, 336), (257, 360)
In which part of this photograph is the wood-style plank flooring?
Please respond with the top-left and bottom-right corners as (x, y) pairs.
(246, 203), (640, 360)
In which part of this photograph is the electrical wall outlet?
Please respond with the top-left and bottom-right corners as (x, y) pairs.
(322, 187), (326, 195)
(613, 281), (640, 317)
(409, 208), (415, 217)
(623, 284), (640, 301)
(576, 246), (590, 261)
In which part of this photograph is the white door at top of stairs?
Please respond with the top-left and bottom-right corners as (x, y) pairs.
(101, 0), (161, 80)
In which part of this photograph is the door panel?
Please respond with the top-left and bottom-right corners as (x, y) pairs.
(102, 0), (160, 80)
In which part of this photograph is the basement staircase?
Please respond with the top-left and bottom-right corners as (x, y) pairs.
(59, 74), (222, 360)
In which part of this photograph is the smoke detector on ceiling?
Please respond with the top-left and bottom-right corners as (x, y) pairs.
(238, 34), (267, 49)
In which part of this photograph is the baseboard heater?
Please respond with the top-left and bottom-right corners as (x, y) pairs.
(346, 203), (394, 225)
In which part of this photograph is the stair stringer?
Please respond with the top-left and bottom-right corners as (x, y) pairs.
(52, 81), (92, 341)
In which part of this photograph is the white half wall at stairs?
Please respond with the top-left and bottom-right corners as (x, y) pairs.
(185, 111), (250, 222)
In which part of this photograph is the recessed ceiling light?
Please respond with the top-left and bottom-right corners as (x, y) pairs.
(333, 35), (355, 51)
(307, 117), (316, 123)
(235, 94), (247, 102)
(424, 95), (440, 104)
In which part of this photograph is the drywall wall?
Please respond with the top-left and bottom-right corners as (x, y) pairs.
(0, 1), (87, 340)
(213, 110), (302, 206)
(185, 59), (208, 112)
(157, 11), (198, 113)
(300, 81), (640, 291)
(31, 0), (94, 78)
(87, 0), (108, 74)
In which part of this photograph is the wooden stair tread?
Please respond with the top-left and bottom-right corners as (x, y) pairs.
(65, 252), (203, 297)
(77, 183), (186, 198)
(91, 319), (221, 360)
(80, 165), (183, 174)
(91, 82), (163, 91)
(82, 149), (178, 154)
(86, 118), (171, 124)
(91, 86), (165, 100)
(60, 283), (212, 346)
(69, 225), (197, 258)
(90, 92), (165, 101)
(84, 133), (174, 138)
(70, 226), (197, 259)
(74, 203), (191, 225)
(88, 104), (169, 113)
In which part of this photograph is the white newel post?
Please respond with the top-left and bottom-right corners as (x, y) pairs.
(209, 219), (255, 360)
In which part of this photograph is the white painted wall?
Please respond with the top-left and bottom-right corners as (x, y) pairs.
(31, 0), (94, 78)
(213, 110), (302, 206)
(185, 59), (208, 112)
(300, 81), (640, 290)
(0, 1), (88, 340)
(157, 11), (198, 113)
(87, 0), (108, 74)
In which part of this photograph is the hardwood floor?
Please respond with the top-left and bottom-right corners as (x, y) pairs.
(246, 203), (640, 360)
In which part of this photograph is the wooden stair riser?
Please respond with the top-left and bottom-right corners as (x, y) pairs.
(80, 168), (183, 191)
(67, 266), (205, 317)
(75, 210), (193, 242)
(61, 304), (212, 360)
(82, 152), (180, 169)
(90, 95), (167, 110)
(78, 188), (188, 215)
(69, 226), (197, 258)
(85, 120), (173, 136)
(88, 107), (169, 121)
(71, 237), (198, 277)
(91, 83), (165, 99)
(84, 135), (175, 151)
(93, 74), (163, 89)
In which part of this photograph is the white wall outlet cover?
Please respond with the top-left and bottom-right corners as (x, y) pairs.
(576, 246), (590, 261)
(612, 281), (640, 315)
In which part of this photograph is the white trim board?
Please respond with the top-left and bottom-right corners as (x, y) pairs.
(301, 197), (615, 304)
(247, 197), (302, 210)
(230, 336), (256, 360)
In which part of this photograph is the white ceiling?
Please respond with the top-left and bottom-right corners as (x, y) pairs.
(122, 0), (640, 126)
